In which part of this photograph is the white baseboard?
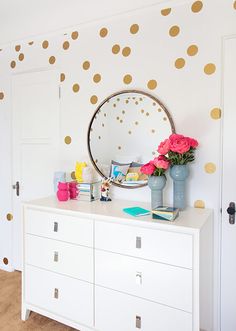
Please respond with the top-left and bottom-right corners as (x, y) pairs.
(0, 264), (15, 272)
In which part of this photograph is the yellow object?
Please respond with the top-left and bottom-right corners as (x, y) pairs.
(126, 172), (139, 181)
(75, 162), (87, 182)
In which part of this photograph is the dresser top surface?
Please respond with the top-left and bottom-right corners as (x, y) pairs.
(23, 196), (212, 232)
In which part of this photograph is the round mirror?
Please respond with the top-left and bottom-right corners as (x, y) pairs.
(87, 90), (175, 188)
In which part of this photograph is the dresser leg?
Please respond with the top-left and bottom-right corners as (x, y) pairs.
(21, 306), (31, 321)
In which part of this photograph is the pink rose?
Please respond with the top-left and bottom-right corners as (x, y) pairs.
(169, 134), (184, 141)
(153, 157), (170, 170)
(157, 155), (167, 161)
(186, 137), (198, 148)
(157, 139), (170, 155)
(169, 136), (190, 154)
(140, 162), (156, 175)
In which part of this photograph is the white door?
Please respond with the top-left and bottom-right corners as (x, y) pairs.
(221, 36), (236, 331)
(12, 70), (60, 271)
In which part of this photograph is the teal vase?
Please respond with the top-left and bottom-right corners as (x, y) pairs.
(148, 175), (166, 210)
(170, 165), (189, 210)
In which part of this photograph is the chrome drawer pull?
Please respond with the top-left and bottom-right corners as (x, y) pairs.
(136, 272), (142, 285)
(54, 222), (58, 232)
(54, 251), (59, 262)
(54, 288), (59, 299)
(136, 236), (141, 249)
(136, 315), (141, 329)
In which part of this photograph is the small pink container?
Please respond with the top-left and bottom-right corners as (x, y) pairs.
(58, 182), (69, 190)
(57, 190), (69, 201)
(69, 181), (77, 188)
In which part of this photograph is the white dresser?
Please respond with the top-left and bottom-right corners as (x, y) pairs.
(22, 197), (213, 331)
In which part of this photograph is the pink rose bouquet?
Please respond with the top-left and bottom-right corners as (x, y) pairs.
(140, 155), (170, 176)
(157, 133), (198, 165)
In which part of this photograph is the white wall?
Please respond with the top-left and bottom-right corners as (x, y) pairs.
(0, 0), (236, 328)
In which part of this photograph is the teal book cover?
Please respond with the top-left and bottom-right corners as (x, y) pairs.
(123, 207), (151, 217)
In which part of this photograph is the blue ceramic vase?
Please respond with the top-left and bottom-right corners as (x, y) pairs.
(170, 165), (189, 210)
(148, 175), (166, 210)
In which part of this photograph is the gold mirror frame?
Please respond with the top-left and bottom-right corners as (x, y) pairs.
(87, 89), (175, 189)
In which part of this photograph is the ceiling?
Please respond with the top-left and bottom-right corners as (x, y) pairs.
(0, 0), (188, 45)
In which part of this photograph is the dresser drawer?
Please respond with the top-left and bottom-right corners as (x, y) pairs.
(95, 221), (192, 268)
(95, 250), (192, 312)
(25, 235), (93, 282)
(25, 209), (93, 247)
(95, 286), (192, 331)
(25, 265), (93, 326)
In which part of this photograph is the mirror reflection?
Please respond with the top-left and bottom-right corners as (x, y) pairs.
(88, 90), (175, 188)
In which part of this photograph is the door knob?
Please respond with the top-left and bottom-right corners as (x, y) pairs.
(12, 181), (20, 196)
(227, 202), (235, 224)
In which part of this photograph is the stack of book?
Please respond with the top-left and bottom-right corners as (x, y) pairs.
(152, 206), (179, 221)
(77, 181), (101, 201)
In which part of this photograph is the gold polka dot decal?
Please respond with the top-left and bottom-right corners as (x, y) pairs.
(71, 31), (79, 40)
(49, 56), (56, 65)
(72, 83), (80, 93)
(187, 45), (198, 56)
(122, 47), (131, 57)
(71, 171), (76, 180)
(10, 61), (16, 69)
(210, 107), (221, 119)
(64, 136), (72, 145)
(90, 95), (98, 104)
(194, 200), (205, 208)
(15, 45), (21, 52)
(6, 213), (13, 221)
(147, 79), (157, 90)
(204, 63), (216, 75)
(60, 73), (65, 82)
(175, 58), (186, 69)
(100, 27), (108, 38)
(18, 53), (24, 61)
(169, 25), (180, 37)
(234, 1), (236, 9)
(204, 162), (216, 174)
(123, 74), (132, 84)
(28, 41), (34, 45)
(130, 24), (139, 34)
(3, 258), (8, 265)
(161, 8), (171, 16)
(42, 40), (49, 49)
(0, 92), (4, 100)
(63, 41), (70, 50)
(191, 1), (203, 13)
(93, 74), (101, 83)
(83, 61), (90, 70)
(112, 44), (120, 54)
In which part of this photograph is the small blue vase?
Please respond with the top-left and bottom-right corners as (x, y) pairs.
(170, 165), (189, 210)
(148, 175), (166, 210)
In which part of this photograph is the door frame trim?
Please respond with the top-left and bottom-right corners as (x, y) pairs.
(219, 34), (236, 331)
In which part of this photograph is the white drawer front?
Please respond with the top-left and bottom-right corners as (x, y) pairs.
(25, 209), (93, 247)
(95, 250), (192, 313)
(25, 235), (93, 282)
(95, 286), (192, 331)
(25, 265), (93, 326)
(95, 221), (192, 269)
